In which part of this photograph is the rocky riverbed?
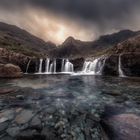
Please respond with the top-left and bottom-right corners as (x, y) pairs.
(0, 75), (140, 140)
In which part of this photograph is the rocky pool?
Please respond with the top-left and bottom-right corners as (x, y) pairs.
(0, 75), (140, 140)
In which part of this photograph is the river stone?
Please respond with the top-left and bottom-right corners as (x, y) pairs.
(6, 126), (20, 137)
(0, 88), (17, 95)
(41, 127), (60, 140)
(15, 110), (34, 124)
(16, 95), (25, 100)
(102, 91), (121, 96)
(0, 63), (23, 78)
(0, 109), (15, 123)
(16, 129), (45, 140)
(0, 121), (9, 133)
(30, 115), (42, 129)
(103, 113), (140, 140)
(1, 136), (14, 140)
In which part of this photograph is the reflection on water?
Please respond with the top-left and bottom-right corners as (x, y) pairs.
(0, 75), (140, 139)
(0, 75), (140, 113)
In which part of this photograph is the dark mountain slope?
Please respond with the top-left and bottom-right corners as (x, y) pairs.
(108, 35), (140, 54)
(49, 30), (140, 58)
(0, 22), (56, 57)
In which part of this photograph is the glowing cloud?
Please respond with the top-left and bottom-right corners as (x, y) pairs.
(0, 8), (96, 44)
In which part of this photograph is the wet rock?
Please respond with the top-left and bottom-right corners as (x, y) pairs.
(102, 113), (140, 140)
(16, 95), (25, 100)
(30, 115), (42, 129)
(0, 121), (9, 133)
(0, 47), (32, 73)
(102, 91), (121, 96)
(102, 55), (119, 76)
(0, 88), (17, 95)
(17, 129), (45, 140)
(0, 63), (23, 78)
(41, 127), (60, 140)
(15, 110), (34, 125)
(6, 126), (20, 137)
(115, 96), (128, 103)
(0, 109), (15, 123)
(133, 96), (140, 104)
(1, 136), (14, 140)
(71, 58), (84, 71)
(121, 53), (140, 77)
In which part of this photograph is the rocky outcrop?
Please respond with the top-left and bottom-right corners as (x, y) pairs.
(102, 53), (140, 77)
(103, 35), (140, 77)
(109, 35), (140, 54)
(102, 113), (140, 140)
(121, 53), (140, 76)
(0, 63), (23, 78)
(0, 88), (18, 95)
(102, 55), (119, 76)
(0, 47), (38, 73)
(71, 58), (84, 71)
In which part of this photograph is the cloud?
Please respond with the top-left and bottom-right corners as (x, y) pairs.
(0, 7), (97, 44)
(0, 0), (140, 43)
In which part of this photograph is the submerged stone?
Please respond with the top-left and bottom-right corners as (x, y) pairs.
(15, 110), (34, 125)
(6, 126), (20, 137)
(0, 109), (15, 123)
(0, 121), (9, 133)
(30, 115), (42, 129)
(102, 113), (140, 140)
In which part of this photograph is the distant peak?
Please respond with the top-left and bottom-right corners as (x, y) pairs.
(63, 36), (75, 45)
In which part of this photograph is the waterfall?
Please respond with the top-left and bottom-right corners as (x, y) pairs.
(33, 57), (106, 75)
(81, 57), (106, 75)
(118, 55), (125, 77)
(53, 60), (56, 73)
(61, 59), (65, 72)
(82, 62), (91, 73)
(38, 59), (43, 73)
(97, 57), (106, 75)
(49, 63), (53, 73)
(63, 59), (74, 73)
(45, 58), (50, 73)
(25, 60), (31, 74)
(49, 60), (56, 73)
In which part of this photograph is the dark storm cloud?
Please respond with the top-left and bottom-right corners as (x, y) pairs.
(28, 0), (139, 20)
(0, 0), (140, 43)
(0, 0), (140, 23)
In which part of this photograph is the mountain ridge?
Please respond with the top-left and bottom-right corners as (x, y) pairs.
(0, 22), (56, 57)
(49, 29), (140, 58)
(0, 22), (140, 58)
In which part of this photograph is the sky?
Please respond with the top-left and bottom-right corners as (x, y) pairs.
(0, 0), (140, 44)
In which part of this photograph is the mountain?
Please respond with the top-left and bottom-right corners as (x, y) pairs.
(103, 35), (140, 76)
(108, 35), (140, 54)
(48, 30), (140, 58)
(0, 22), (56, 57)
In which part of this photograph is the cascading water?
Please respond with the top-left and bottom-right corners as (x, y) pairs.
(33, 57), (107, 75)
(45, 58), (50, 73)
(53, 60), (56, 73)
(36, 57), (104, 75)
(81, 57), (106, 75)
(49, 63), (53, 73)
(38, 59), (43, 73)
(63, 59), (74, 73)
(61, 59), (65, 72)
(25, 60), (31, 74)
(118, 55), (125, 77)
(48, 60), (57, 73)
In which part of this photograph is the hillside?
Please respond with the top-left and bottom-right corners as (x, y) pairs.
(48, 30), (140, 58)
(108, 35), (140, 54)
(0, 22), (56, 57)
